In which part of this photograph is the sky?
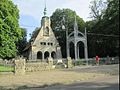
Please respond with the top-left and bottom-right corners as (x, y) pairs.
(13, 0), (92, 41)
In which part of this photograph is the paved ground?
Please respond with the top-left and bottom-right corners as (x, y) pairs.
(0, 64), (119, 90)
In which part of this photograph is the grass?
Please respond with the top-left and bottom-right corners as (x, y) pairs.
(0, 65), (14, 72)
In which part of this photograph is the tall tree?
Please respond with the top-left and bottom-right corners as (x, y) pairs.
(89, 0), (107, 21)
(86, 0), (119, 57)
(0, 0), (23, 59)
(51, 9), (85, 32)
(16, 28), (27, 56)
(103, 0), (119, 35)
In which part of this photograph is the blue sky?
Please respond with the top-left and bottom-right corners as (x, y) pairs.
(13, 0), (92, 41)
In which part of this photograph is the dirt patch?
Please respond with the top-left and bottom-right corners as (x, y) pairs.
(0, 70), (106, 89)
(0, 64), (118, 90)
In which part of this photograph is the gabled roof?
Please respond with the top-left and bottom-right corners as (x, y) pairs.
(23, 42), (31, 51)
(23, 28), (40, 51)
(30, 28), (40, 42)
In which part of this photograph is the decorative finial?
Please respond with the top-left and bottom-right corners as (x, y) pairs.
(74, 15), (77, 25)
(43, 0), (47, 16)
(74, 15), (78, 32)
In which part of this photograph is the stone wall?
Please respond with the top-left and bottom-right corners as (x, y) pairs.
(13, 57), (76, 74)
(8, 56), (120, 74)
(25, 62), (50, 72)
(14, 57), (55, 74)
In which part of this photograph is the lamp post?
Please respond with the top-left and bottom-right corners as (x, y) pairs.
(62, 15), (68, 58)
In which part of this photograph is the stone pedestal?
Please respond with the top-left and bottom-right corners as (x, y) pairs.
(14, 59), (25, 75)
(67, 57), (73, 68)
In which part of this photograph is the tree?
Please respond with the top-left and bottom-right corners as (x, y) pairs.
(0, 0), (23, 59)
(102, 0), (119, 56)
(16, 28), (27, 55)
(103, 0), (119, 35)
(89, 0), (107, 21)
(51, 9), (85, 32)
(50, 8), (85, 58)
(86, 0), (119, 57)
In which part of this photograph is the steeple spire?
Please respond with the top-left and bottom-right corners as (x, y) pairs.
(43, 0), (47, 16)
(74, 15), (78, 34)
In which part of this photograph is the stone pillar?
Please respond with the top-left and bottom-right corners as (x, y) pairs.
(67, 57), (73, 68)
(49, 52), (51, 58)
(74, 43), (77, 61)
(14, 59), (25, 75)
(67, 42), (70, 57)
(42, 52), (44, 61)
(84, 43), (88, 65)
(84, 28), (88, 65)
(48, 57), (53, 69)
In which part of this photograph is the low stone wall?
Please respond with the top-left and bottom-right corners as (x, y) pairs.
(25, 62), (51, 72)
(14, 57), (55, 74)
(3, 56), (119, 75)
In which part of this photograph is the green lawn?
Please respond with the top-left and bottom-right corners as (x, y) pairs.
(0, 65), (14, 72)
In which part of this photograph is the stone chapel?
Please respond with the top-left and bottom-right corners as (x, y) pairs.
(23, 7), (62, 61)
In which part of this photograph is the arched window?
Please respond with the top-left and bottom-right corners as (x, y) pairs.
(77, 41), (84, 58)
(51, 51), (56, 59)
(44, 51), (49, 59)
(37, 51), (42, 59)
(69, 42), (75, 59)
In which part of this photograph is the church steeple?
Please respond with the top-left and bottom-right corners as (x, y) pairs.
(41, 0), (50, 28)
